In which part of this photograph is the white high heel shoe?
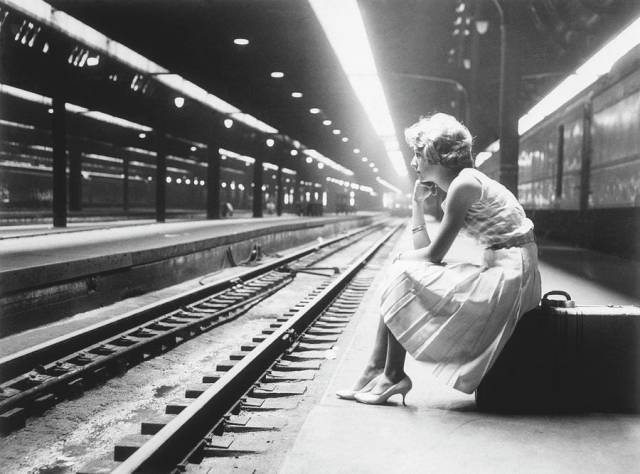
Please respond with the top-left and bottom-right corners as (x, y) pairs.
(336, 375), (380, 401)
(353, 376), (412, 406)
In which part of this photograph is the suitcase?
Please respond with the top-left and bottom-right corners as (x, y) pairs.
(476, 291), (640, 413)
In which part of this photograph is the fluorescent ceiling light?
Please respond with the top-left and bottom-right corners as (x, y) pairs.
(270, 71), (284, 78)
(218, 147), (255, 165)
(1, 83), (152, 131)
(376, 176), (402, 194)
(234, 38), (249, 46)
(6, 0), (278, 134)
(309, 0), (407, 177)
(518, 14), (640, 135)
(291, 92), (303, 98)
(304, 149), (354, 176)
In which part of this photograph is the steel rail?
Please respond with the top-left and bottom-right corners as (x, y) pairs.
(113, 223), (402, 473)
(0, 222), (382, 383)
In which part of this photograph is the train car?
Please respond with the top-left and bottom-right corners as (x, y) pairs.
(477, 45), (640, 259)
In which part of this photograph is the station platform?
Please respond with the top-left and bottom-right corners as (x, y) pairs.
(0, 212), (375, 335)
(280, 224), (640, 474)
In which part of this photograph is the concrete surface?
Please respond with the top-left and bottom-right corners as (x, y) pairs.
(279, 225), (640, 474)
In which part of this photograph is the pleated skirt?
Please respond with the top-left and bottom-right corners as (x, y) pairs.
(382, 242), (541, 394)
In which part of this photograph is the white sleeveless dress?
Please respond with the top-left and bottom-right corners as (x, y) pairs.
(382, 168), (542, 394)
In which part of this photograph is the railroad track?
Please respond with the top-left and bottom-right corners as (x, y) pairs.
(77, 222), (401, 473)
(0, 221), (390, 435)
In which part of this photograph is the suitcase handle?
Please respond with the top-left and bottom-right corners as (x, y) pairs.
(541, 290), (575, 308)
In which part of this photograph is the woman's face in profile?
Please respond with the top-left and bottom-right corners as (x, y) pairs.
(411, 145), (436, 183)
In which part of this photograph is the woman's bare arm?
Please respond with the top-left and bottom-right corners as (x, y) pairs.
(402, 174), (480, 263)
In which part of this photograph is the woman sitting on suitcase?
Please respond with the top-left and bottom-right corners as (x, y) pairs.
(337, 113), (542, 404)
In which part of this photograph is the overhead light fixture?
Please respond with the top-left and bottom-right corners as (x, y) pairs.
(318, 163), (324, 169)
(138, 132), (146, 139)
(309, 107), (320, 114)
(270, 71), (284, 78)
(369, 162), (375, 168)
(332, 129), (341, 135)
(266, 138), (275, 147)
(519, 13), (640, 135)
(306, 156), (313, 164)
(361, 157), (368, 162)
(47, 108), (53, 114)
(42, 42), (49, 53)
(322, 119), (332, 126)
(342, 137), (349, 142)
(290, 149), (298, 156)
(353, 148), (360, 154)
(291, 92), (303, 98)
(86, 55), (99, 66)
(174, 96), (185, 108)
(309, 0), (407, 177)
(234, 38), (249, 45)
(224, 118), (234, 128)
(190, 146), (197, 152)
(373, 167), (378, 172)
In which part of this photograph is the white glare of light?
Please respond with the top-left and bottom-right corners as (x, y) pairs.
(48, 108), (53, 114)
(369, 162), (375, 168)
(87, 55), (99, 66)
(309, 0), (407, 178)
(309, 107), (320, 114)
(373, 168), (378, 172)
(376, 176), (401, 194)
(224, 118), (233, 128)
(42, 42), (49, 53)
(234, 38), (249, 45)
(230, 182), (235, 190)
(456, 3), (466, 13)
(342, 137), (349, 142)
(323, 119), (332, 126)
(290, 149), (298, 156)
(475, 151), (493, 166)
(306, 156), (313, 164)
(353, 148), (360, 154)
(222, 182), (227, 188)
(239, 184), (245, 190)
(185, 178), (191, 185)
(194, 178), (199, 185)
(166, 176), (172, 183)
(332, 129), (340, 135)
(139, 132), (146, 139)
(190, 146), (197, 152)
(519, 14), (640, 135)
(291, 92), (303, 98)
(362, 157), (368, 162)
(174, 96), (185, 108)
(270, 71), (284, 78)
(266, 138), (275, 147)
(200, 180), (205, 186)
(318, 163), (324, 169)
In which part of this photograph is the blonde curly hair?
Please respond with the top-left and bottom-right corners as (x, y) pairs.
(404, 113), (474, 170)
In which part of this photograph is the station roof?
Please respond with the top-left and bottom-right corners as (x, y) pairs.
(3, 0), (640, 191)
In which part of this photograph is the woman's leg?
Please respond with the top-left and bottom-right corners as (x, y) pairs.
(370, 330), (408, 393)
(350, 313), (388, 389)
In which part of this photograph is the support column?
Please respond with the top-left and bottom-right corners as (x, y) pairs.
(252, 156), (263, 218)
(154, 130), (167, 222)
(52, 93), (67, 227)
(69, 145), (82, 212)
(276, 164), (283, 216)
(497, 1), (521, 196)
(123, 150), (129, 212)
(206, 140), (221, 219)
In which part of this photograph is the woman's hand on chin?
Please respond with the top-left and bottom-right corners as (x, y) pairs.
(412, 179), (437, 203)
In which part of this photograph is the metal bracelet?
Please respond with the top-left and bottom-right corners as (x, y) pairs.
(412, 224), (426, 233)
